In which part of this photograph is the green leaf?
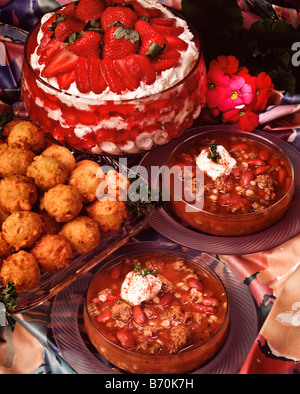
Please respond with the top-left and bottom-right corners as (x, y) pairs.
(269, 70), (296, 94)
(145, 43), (166, 59)
(207, 144), (221, 163)
(0, 283), (17, 314)
(126, 179), (165, 216)
(244, 19), (300, 55)
(67, 32), (78, 45)
(182, 0), (243, 37)
(134, 262), (156, 277)
(181, 0), (243, 64)
(114, 25), (140, 44)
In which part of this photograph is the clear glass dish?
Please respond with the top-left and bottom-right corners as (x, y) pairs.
(21, 5), (207, 156)
(166, 130), (295, 236)
(138, 126), (300, 254)
(1, 152), (152, 314)
(83, 248), (229, 374)
(52, 241), (259, 375)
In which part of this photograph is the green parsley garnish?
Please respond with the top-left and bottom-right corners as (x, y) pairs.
(134, 262), (156, 277)
(126, 179), (165, 216)
(0, 282), (17, 314)
(207, 143), (221, 163)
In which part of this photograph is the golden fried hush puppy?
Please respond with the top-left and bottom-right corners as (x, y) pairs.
(59, 216), (100, 254)
(3, 119), (23, 137)
(76, 159), (100, 168)
(31, 234), (73, 273)
(0, 147), (35, 177)
(0, 232), (14, 258)
(26, 155), (68, 191)
(40, 184), (83, 222)
(97, 169), (130, 201)
(41, 145), (76, 175)
(86, 198), (128, 235)
(68, 160), (105, 204)
(0, 142), (7, 155)
(0, 175), (38, 214)
(38, 209), (61, 235)
(0, 251), (41, 291)
(7, 120), (45, 153)
(0, 207), (9, 226)
(2, 211), (43, 251)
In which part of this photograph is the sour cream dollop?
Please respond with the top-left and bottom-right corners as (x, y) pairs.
(120, 271), (162, 305)
(196, 145), (237, 180)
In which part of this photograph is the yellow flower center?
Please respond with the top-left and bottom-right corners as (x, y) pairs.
(231, 91), (238, 100)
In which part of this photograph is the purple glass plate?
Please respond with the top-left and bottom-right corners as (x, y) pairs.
(139, 125), (300, 255)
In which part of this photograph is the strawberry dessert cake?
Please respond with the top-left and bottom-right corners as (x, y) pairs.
(22, 0), (206, 155)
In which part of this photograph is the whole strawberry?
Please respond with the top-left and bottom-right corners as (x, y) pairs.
(102, 23), (140, 60)
(100, 5), (138, 33)
(75, 0), (106, 23)
(53, 15), (86, 42)
(135, 19), (167, 58)
(69, 30), (102, 58)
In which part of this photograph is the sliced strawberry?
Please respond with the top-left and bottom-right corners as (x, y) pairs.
(61, 1), (76, 17)
(114, 58), (140, 91)
(135, 19), (168, 58)
(75, 56), (91, 93)
(147, 45), (181, 74)
(38, 39), (65, 65)
(69, 30), (102, 58)
(41, 47), (79, 77)
(159, 48), (181, 60)
(54, 16), (86, 42)
(75, 0), (106, 23)
(147, 7), (162, 18)
(37, 32), (52, 56)
(125, 54), (156, 85)
(41, 14), (57, 34)
(89, 58), (108, 94)
(101, 5), (138, 33)
(149, 23), (184, 36)
(131, 2), (161, 18)
(164, 34), (188, 51)
(56, 69), (76, 90)
(100, 57), (125, 94)
(150, 17), (176, 26)
(151, 56), (179, 73)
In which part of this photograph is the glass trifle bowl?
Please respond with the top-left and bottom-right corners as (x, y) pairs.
(21, 0), (207, 155)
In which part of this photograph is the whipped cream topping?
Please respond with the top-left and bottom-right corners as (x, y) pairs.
(30, 0), (199, 100)
(120, 270), (162, 305)
(196, 145), (237, 180)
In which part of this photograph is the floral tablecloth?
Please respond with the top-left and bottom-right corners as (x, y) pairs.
(0, 0), (300, 375)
